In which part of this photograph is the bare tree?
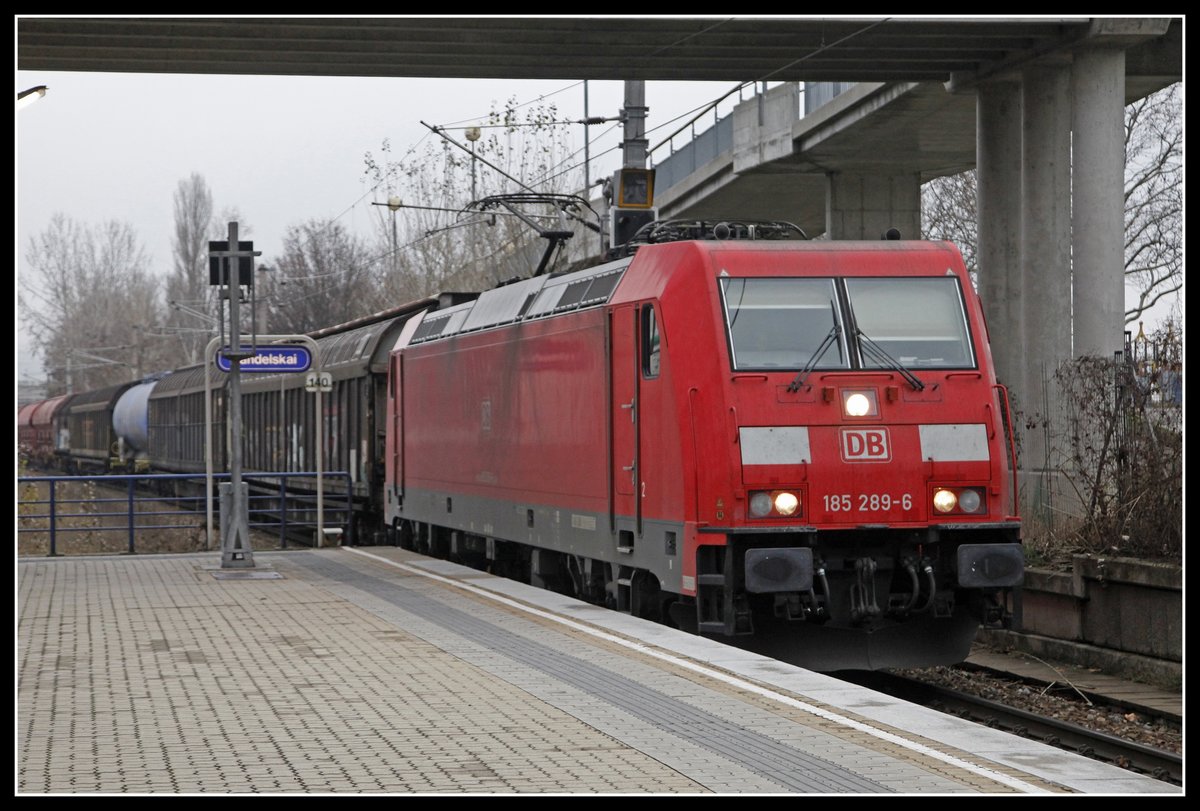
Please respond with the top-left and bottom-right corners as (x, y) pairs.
(1123, 83), (1181, 323)
(214, 205), (252, 240)
(920, 169), (978, 280)
(21, 214), (170, 393)
(265, 218), (377, 334)
(165, 172), (216, 363)
(363, 98), (588, 300)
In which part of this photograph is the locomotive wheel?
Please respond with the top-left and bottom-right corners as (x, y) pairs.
(667, 598), (699, 634)
(630, 570), (665, 623)
(396, 519), (414, 550)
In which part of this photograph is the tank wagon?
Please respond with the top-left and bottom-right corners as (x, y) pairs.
(111, 374), (171, 472)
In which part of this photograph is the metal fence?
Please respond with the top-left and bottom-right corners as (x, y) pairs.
(17, 471), (354, 557)
(654, 112), (734, 195)
(1127, 324), (1182, 411)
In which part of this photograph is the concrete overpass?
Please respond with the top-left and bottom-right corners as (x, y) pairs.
(13, 17), (1176, 84)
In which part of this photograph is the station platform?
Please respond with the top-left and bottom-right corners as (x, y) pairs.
(17, 547), (1181, 795)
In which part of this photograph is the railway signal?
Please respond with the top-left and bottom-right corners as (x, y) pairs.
(209, 224), (260, 569)
(610, 168), (657, 247)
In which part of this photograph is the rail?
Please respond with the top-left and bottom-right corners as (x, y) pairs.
(17, 471), (354, 556)
(841, 670), (1182, 785)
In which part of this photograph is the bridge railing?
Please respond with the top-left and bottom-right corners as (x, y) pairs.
(17, 471), (353, 557)
(654, 113), (734, 194)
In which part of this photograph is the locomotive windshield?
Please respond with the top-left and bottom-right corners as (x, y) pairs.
(844, 278), (975, 368)
(720, 276), (974, 371)
(720, 278), (847, 370)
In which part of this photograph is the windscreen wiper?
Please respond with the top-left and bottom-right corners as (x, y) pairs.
(787, 322), (841, 393)
(856, 329), (925, 391)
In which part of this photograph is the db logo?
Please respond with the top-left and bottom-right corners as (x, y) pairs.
(840, 428), (891, 462)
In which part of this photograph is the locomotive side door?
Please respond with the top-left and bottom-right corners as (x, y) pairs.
(610, 305), (640, 535)
(387, 353), (404, 507)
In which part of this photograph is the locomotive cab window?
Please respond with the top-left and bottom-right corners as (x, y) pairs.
(844, 278), (975, 368)
(641, 304), (660, 378)
(720, 278), (846, 371)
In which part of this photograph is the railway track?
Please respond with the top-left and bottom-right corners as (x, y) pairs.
(838, 669), (1182, 786)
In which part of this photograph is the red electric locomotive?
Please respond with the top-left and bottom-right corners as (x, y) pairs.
(385, 221), (1023, 670)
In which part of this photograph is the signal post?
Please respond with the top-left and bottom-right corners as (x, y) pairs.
(209, 223), (260, 569)
(208, 225), (328, 564)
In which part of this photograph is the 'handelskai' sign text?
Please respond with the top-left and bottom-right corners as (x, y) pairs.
(216, 346), (312, 374)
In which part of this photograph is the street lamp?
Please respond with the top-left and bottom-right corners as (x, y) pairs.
(371, 196), (403, 273)
(465, 126), (481, 201)
(18, 85), (48, 110)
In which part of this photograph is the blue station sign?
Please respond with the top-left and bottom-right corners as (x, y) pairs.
(216, 346), (312, 374)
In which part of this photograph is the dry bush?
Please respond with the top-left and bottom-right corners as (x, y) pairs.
(1029, 331), (1182, 565)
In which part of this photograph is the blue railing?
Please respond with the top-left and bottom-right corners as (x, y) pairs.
(17, 471), (354, 556)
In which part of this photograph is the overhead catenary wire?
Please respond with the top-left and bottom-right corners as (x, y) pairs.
(278, 18), (900, 303)
(277, 89), (588, 306)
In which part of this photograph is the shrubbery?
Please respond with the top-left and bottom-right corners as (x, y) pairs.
(1022, 322), (1182, 566)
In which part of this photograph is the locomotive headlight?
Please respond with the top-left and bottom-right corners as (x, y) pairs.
(773, 491), (800, 516)
(749, 490), (802, 518)
(958, 488), (983, 513)
(841, 389), (878, 417)
(933, 488), (958, 513)
(845, 393), (871, 416)
(749, 492), (774, 517)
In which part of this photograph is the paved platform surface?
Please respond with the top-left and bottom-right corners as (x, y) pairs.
(17, 547), (1181, 795)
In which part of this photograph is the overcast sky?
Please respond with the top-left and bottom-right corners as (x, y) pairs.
(16, 68), (739, 380)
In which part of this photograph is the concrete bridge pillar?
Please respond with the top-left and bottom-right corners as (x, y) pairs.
(976, 79), (1024, 395)
(1071, 46), (1127, 359)
(1019, 62), (1073, 525)
(824, 172), (921, 240)
(976, 51), (1135, 531)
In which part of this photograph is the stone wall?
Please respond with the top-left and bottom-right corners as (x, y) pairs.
(977, 555), (1182, 689)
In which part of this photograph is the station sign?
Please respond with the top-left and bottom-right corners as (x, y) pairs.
(216, 346), (312, 373)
